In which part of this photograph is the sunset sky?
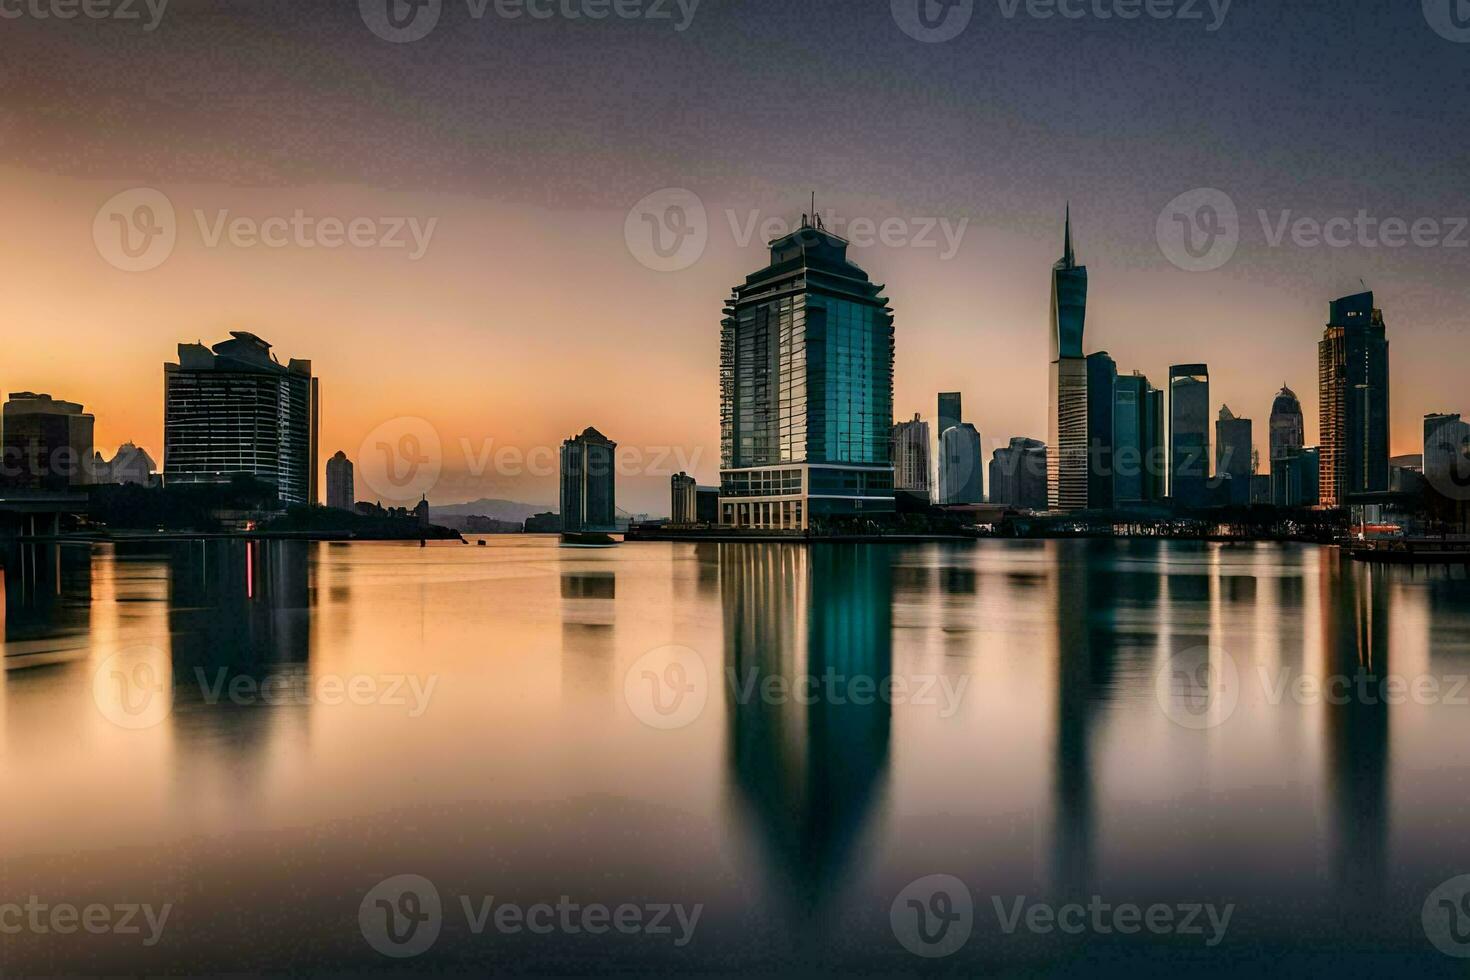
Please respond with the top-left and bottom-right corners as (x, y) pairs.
(1, 0), (1466, 513)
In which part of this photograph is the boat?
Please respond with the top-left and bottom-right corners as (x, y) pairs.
(559, 530), (619, 548)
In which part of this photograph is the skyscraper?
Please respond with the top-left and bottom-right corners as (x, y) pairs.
(1, 392), (95, 490)
(891, 413), (931, 494)
(560, 427), (617, 532)
(1269, 385), (1305, 506)
(1215, 405), (1253, 506)
(989, 437), (1047, 510)
(670, 471), (697, 524)
(1318, 291), (1390, 507)
(1086, 351), (1116, 510)
(718, 216), (895, 529)
(938, 422), (983, 504)
(163, 332), (319, 505)
(1169, 364), (1210, 508)
(326, 450), (354, 510)
(1113, 371), (1163, 506)
(937, 392), (961, 440)
(1048, 206), (1089, 513)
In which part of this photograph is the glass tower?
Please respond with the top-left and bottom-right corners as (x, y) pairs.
(1169, 364), (1210, 509)
(1318, 291), (1390, 507)
(1048, 206), (1089, 513)
(719, 218), (895, 529)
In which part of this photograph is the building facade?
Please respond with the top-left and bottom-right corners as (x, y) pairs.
(1086, 351), (1116, 510)
(2, 392), (95, 490)
(937, 392), (961, 441)
(891, 413), (931, 495)
(1318, 291), (1390, 508)
(1168, 364), (1210, 508)
(1269, 385), (1305, 506)
(938, 422), (983, 505)
(718, 217), (895, 529)
(990, 437), (1048, 510)
(1215, 406), (1253, 507)
(163, 332), (319, 505)
(560, 427), (617, 532)
(1048, 207), (1089, 513)
(1113, 371), (1163, 506)
(670, 471), (697, 524)
(326, 450), (355, 510)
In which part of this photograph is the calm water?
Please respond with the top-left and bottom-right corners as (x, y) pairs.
(3, 537), (1470, 975)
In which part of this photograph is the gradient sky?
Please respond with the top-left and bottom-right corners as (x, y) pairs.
(1, 0), (1466, 512)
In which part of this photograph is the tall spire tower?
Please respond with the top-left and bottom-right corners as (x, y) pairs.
(1048, 205), (1089, 512)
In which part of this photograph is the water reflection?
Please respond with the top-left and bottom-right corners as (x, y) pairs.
(2, 540), (93, 657)
(722, 543), (892, 916)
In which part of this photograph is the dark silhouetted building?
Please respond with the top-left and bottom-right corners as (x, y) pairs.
(1216, 405), (1253, 506)
(163, 332), (319, 505)
(2, 392), (95, 490)
(560, 427), (616, 532)
(1269, 385), (1305, 506)
(1319, 291), (1389, 507)
(891, 413), (931, 495)
(92, 441), (157, 487)
(671, 471), (697, 524)
(990, 437), (1048, 510)
(326, 450), (354, 511)
(1425, 413), (1470, 531)
(1169, 364), (1210, 508)
(1086, 351), (1116, 510)
(937, 392), (962, 441)
(1048, 206), (1089, 513)
(719, 216), (895, 529)
(1113, 371), (1163, 506)
(938, 422), (983, 504)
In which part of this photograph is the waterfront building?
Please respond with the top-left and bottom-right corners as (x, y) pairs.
(1216, 405), (1253, 507)
(938, 422), (983, 504)
(1048, 207), (1089, 513)
(718, 215), (895, 529)
(1, 392), (95, 490)
(163, 332), (319, 505)
(937, 392), (962, 441)
(1269, 386), (1305, 506)
(92, 442), (158, 487)
(1086, 351), (1116, 510)
(1169, 364), (1210, 508)
(671, 471), (697, 524)
(1318, 291), (1390, 507)
(891, 413), (931, 495)
(560, 427), (617, 532)
(1113, 371), (1164, 506)
(326, 450), (355, 511)
(990, 437), (1048, 510)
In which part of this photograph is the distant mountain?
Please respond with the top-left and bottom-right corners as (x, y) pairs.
(428, 498), (550, 522)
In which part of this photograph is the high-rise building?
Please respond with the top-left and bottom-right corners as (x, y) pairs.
(1048, 206), (1089, 513)
(990, 437), (1048, 510)
(670, 471), (697, 524)
(1318, 291), (1390, 507)
(163, 332), (319, 505)
(326, 450), (354, 510)
(1275, 446), (1321, 508)
(1269, 385), (1305, 506)
(891, 413), (931, 494)
(1086, 351), (1116, 510)
(1215, 405), (1253, 506)
(938, 422), (983, 504)
(718, 217), (895, 529)
(1113, 371), (1163, 506)
(1424, 413), (1470, 530)
(1169, 364), (1210, 508)
(937, 392), (962, 440)
(560, 427), (617, 532)
(2, 392), (95, 490)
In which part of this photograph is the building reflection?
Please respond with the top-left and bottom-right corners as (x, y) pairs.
(2, 540), (93, 655)
(722, 543), (892, 916)
(560, 568), (617, 703)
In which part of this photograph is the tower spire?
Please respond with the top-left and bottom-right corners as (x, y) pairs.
(1063, 202), (1075, 268)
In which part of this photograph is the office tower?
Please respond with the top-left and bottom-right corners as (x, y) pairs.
(1425, 413), (1470, 529)
(326, 450), (355, 510)
(937, 392), (962, 439)
(1169, 364), (1210, 508)
(1086, 351), (1116, 510)
(1215, 405), (1253, 506)
(891, 413), (931, 494)
(670, 471), (697, 524)
(163, 332), (319, 505)
(1113, 371), (1163, 506)
(990, 436), (1048, 510)
(938, 422), (983, 504)
(1274, 446), (1321, 508)
(1269, 385), (1305, 506)
(560, 427), (617, 532)
(1318, 291), (1390, 507)
(718, 215), (895, 529)
(1048, 206), (1089, 513)
(1, 392), (95, 491)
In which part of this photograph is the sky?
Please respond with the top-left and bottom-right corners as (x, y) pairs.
(1, 0), (1467, 513)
